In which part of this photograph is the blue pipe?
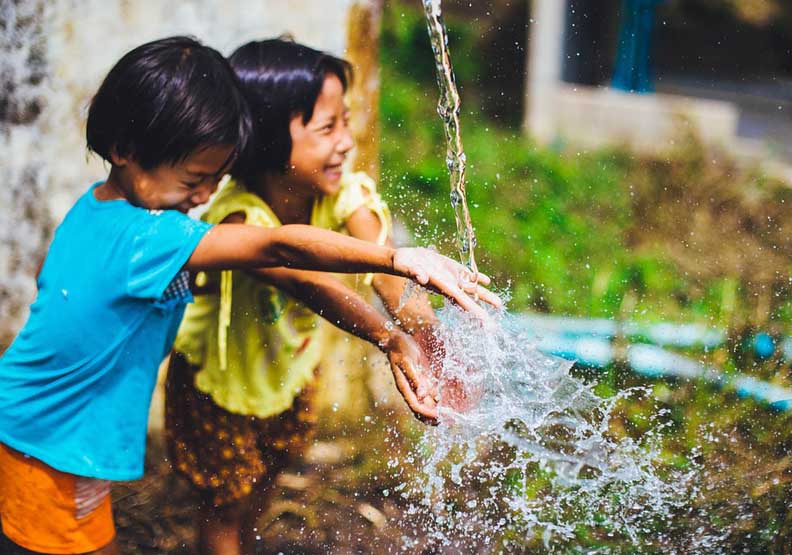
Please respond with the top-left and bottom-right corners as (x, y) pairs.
(521, 314), (792, 360)
(530, 331), (792, 412)
(518, 314), (725, 349)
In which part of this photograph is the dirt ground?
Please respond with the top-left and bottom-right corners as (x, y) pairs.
(111, 433), (492, 555)
(112, 437), (413, 555)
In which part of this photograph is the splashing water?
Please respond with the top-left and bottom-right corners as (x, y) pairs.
(392, 305), (719, 553)
(421, 0), (478, 276)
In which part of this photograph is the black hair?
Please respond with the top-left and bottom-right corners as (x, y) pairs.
(228, 37), (353, 178)
(87, 36), (252, 170)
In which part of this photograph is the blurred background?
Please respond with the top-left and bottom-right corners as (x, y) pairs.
(3, 0), (792, 553)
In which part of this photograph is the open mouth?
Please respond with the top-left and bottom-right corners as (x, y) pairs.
(323, 164), (343, 180)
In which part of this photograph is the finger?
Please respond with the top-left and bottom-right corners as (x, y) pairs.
(446, 288), (489, 320)
(400, 356), (438, 401)
(458, 279), (501, 310)
(413, 267), (429, 286)
(460, 279), (479, 295)
(473, 271), (491, 286)
(392, 364), (439, 423)
(418, 373), (439, 402)
(424, 273), (492, 319)
(415, 413), (439, 426)
(460, 268), (492, 287)
(395, 355), (421, 391)
(451, 262), (491, 287)
(475, 286), (502, 308)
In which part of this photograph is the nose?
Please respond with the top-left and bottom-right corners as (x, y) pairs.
(337, 126), (354, 156)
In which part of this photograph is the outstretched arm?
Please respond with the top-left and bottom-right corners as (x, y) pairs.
(249, 265), (438, 422)
(345, 205), (485, 415)
(345, 206), (447, 338)
(185, 223), (499, 317)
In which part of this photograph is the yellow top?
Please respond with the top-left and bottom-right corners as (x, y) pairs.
(173, 172), (391, 418)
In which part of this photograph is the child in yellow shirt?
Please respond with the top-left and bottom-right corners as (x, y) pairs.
(165, 38), (498, 555)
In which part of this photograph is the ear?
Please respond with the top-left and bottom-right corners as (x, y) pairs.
(109, 148), (130, 167)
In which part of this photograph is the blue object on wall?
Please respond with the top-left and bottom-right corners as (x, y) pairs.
(753, 332), (776, 359)
(612, 0), (664, 93)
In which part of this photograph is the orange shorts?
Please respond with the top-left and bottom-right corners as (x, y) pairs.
(0, 444), (115, 554)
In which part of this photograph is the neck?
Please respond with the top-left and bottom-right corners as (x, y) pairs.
(251, 172), (314, 225)
(95, 166), (129, 201)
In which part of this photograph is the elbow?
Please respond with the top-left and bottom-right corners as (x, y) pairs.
(266, 225), (321, 269)
(261, 227), (299, 268)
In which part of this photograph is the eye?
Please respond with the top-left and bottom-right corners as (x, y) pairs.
(183, 180), (202, 189)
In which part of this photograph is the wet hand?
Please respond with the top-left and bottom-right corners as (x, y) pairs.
(414, 327), (481, 415)
(383, 330), (439, 425)
(392, 247), (502, 319)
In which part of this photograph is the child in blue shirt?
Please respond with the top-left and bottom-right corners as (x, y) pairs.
(0, 36), (495, 555)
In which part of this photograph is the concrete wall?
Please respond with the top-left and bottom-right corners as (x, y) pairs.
(0, 0), (383, 346)
(538, 84), (739, 154)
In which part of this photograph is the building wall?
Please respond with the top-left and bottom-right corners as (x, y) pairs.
(524, 0), (791, 179)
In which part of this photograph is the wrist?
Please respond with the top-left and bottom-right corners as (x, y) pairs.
(387, 246), (398, 275)
(376, 325), (406, 353)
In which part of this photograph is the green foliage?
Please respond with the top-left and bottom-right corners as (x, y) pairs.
(380, 2), (792, 331)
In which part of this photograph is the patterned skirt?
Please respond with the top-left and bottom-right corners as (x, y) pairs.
(164, 352), (318, 507)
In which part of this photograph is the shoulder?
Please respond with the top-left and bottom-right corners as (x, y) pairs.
(339, 171), (378, 196)
(334, 171), (388, 223)
(128, 208), (212, 247)
(204, 177), (280, 228)
(332, 172), (379, 213)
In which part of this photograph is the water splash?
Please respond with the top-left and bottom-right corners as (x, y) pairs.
(391, 304), (718, 553)
(421, 0), (478, 276)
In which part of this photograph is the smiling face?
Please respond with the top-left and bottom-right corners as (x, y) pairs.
(286, 74), (354, 197)
(110, 145), (234, 212)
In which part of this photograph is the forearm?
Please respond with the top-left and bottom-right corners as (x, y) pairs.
(256, 268), (395, 348)
(187, 224), (395, 274)
(269, 225), (396, 275)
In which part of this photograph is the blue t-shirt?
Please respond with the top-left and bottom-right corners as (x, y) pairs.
(0, 182), (212, 480)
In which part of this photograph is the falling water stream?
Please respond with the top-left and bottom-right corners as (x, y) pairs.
(421, 0), (478, 276)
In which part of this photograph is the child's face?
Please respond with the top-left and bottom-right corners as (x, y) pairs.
(114, 145), (233, 212)
(287, 74), (353, 197)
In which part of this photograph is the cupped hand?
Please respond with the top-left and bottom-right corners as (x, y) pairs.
(383, 330), (439, 424)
